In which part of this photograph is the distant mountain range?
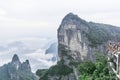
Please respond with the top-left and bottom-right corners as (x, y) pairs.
(0, 54), (38, 80)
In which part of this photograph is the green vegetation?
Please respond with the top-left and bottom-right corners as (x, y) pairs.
(36, 45), (74, 80)
(36, 69), (48, 78)
(36, 59), (73, 80)
(36, 44), (116, 80)
(69, 60), (80, 67)
(48, 61), (73, 76)
(59, 44), (74, 60)
(86, 31), (104, 47)
(86, 23), (115, 47)
(78, 53), (116, 80)
(86, 30), (109, 47)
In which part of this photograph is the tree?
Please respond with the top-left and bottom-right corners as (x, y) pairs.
(78, 53), (116, 80)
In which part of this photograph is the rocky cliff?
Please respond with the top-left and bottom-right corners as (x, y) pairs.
(36, 13), (120, 80)
(0, 54), (38, 80)
(58, 13), (120, 62)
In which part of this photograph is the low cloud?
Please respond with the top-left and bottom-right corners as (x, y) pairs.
(0, 37), (57, 72)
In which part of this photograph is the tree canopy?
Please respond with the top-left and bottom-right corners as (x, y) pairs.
(78, 53), (116, 80)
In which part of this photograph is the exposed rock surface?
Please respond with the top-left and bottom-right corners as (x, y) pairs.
(0, 54), (38, 80)
(57, 13), (120, 80)
(37, 13), (120, 80)
(58, 13), (120, 62)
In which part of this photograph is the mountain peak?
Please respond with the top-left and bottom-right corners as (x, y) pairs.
(20, 59), (31, 72)
(58, 13), (88, 34)
(63, 12), (86, 22)
(65, 12), (75, 17)
(0, 54), (37, 80)
(12, 54), (20, 63)
(59, 13), (87, 29)
(25, 60), (29, 64)
(63, 13), (79, 20)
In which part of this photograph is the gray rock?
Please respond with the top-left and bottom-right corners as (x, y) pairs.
(57, 13), (120, 80)
(38, 13), (120, 80)
(20, 60), (31, 72)
(0, 54), (38, 80)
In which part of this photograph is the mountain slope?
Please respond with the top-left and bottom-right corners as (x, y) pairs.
(0, 54), (38, 80)
(36, 13), (120, 80)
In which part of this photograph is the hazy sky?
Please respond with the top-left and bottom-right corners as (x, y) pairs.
(0, 0), (120, 40)
(0, 0), (120, 72)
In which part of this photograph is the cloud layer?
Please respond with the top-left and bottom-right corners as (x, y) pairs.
(0, 37), (57, 72)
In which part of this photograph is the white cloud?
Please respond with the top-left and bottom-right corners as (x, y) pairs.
(21, 48), (57, 72)
(25, 49), (53, 60)
(0, 37), (57, 72)
(0, 8), (7, 15)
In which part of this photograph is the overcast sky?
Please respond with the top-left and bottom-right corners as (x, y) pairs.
(0, 0), (120, 41)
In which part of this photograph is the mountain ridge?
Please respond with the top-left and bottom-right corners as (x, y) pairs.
(0, 54), (38, 80)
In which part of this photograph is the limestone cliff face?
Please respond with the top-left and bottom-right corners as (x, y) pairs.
(37, 13), (120, 80)
(57, 13), (120, 80)
(58, 13), (89, 62)
(58, 13), (120, 62)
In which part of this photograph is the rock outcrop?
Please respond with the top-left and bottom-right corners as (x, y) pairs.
(57, 13), (120, 80)
(0, 54), (38, 80)
(58, 13), (120, 62)
(37, 13), (120, 80)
